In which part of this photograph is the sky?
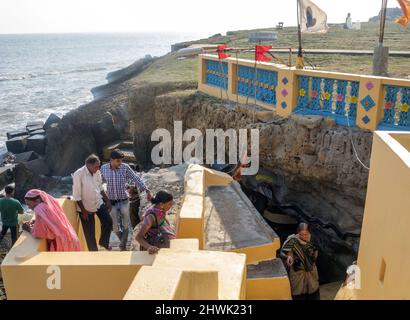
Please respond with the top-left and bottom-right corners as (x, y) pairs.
(0, 0), (396, 34)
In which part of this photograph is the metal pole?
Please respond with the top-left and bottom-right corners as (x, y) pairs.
(296, 0), (304, 68)
(379, 0), (388, 44)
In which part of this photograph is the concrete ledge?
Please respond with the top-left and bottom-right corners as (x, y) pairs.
(170, 239), (199, 251)
(124, 266), (219, 300)
(246, 259), (291, 300)
(152, 249), (247, 300)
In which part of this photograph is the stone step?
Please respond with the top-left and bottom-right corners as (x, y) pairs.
(246, 258), (291, 300)
(204, 181), (280, 264)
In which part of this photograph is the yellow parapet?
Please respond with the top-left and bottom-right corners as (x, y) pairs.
(1, 165), (291, 300)
(152, 249), (247, 300)
(1, 239), (155, 300)
(124, 266), (219, 300)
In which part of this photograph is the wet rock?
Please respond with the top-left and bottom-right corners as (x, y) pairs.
(44, 113), (61, 130)
(6, 129), (28, 140)
(26, 125), (44, 133)
(26, 134), (46, 155)
(6, 135), (29, 154)
(26, 121), (44, 128)
(14, 151), (39, 163)
(29, 129), (46, 136)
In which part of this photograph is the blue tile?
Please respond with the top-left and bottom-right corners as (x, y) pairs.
(362, 115), (371, 124)
(360, 95), (376, 112)
(281, 101), (287, 109)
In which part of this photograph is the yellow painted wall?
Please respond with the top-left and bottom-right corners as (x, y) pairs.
(246, 277), (291, 300)
(2, 247), (155, 300)
(352, 131), (410, 299)
(124, 266), (219, 300)
(152, 249), (247, 300)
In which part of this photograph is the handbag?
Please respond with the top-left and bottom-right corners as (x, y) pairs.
(135, 211), (170, 250)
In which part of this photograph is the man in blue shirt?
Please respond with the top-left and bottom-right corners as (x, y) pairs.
(100, 149), (152, 251)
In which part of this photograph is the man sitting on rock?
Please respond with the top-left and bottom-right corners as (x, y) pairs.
(0, 185), (24, 246)
(101, 149), (152, 251)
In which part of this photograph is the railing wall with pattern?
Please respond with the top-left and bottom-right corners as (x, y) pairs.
(198, 54), (410, 131)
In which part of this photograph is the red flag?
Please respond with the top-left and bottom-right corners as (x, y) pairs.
(255, 45), (272, 62)
(217, 45), (230, 60)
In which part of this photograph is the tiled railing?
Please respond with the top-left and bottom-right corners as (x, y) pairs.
(296, 75), (360, 126)
(205, 59), (228, 90)
(379, 85), (410, 130)
(198, 54), (410, 132)
(237, 65), (278, 106)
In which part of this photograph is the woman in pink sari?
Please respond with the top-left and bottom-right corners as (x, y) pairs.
(23, 189), (81, 252)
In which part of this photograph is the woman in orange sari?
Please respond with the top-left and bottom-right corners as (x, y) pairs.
(23, 189), (81, 252)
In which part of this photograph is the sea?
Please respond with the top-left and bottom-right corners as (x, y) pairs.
(0, 32), (207, 154)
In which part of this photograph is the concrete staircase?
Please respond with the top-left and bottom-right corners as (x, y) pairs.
(176, 164), (291, 300)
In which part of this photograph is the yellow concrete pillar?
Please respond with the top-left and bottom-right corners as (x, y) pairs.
(197, 55), (206, 91)
(276, 67), (298, 117)
(356, 77), (384, 131)
(228, 60), (235, 99)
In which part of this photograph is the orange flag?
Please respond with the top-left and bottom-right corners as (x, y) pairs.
(396, 0), (410, 26)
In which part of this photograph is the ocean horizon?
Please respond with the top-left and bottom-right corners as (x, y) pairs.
(0, 32), (207, 153)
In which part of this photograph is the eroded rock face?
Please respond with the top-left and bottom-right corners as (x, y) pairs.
(44, 96), (131, 176)
(129, 90), (372, 281)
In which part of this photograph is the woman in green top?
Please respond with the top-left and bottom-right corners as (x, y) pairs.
(0, 185), (24, 246)
(280, 223), (320, 300)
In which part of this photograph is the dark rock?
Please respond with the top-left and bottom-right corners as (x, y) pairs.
(44, 113), (61, 130)
(44, 114), (97, 176)
(26, 125), (44, 133)
(25, 158), (50, 176)
(26, 134), (46, 155)
(92, 55), (157, 100)
(61, 176), (73, 185)
(29, 129), (46, 136)
(6, 129), (28, 140)
(13, 163), (59, 201)
(26, 121), (44, 128)
(92, 112), (121, 151)
(0, 165), (15, 191)
(6, 135), (29, 154)
(14, 151), (39, 163)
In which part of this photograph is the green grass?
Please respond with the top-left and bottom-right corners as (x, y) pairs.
(130, 22), (410, 85)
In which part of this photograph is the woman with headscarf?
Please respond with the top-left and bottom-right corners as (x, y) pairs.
(280, 222), (320, 300)
(22, 189), (81, 252)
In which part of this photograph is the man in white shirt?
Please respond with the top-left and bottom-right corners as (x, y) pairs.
(72, 154), (113, 251)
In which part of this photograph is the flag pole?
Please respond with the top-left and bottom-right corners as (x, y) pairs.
(296, 0), (304, 68)
(379, 0), (388, 45)
(373, 0), (389, 76)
